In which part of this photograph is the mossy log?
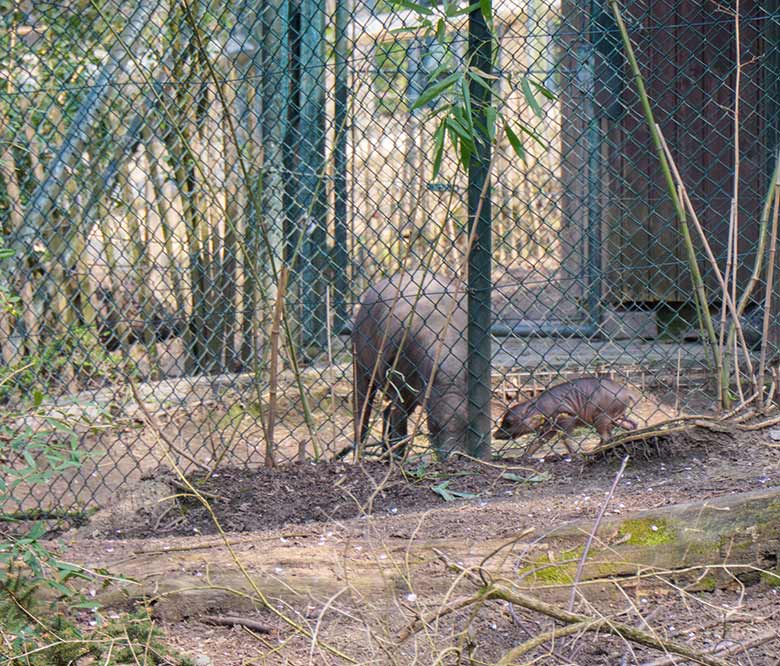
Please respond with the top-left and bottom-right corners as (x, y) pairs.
(81, 486), (780, 621)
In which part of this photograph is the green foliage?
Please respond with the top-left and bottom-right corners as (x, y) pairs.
(0, 240), (19, 317)
(430, 479), (478, 501)
(0, 601), (195, 665)
(0, 325), (141, 403)
(0, 427), (94, 663)
(385, 0), (555, 177)
(0, 1), (127, 216)
(375, 40), (410, 116)
(0, 386), (187, 664)
(88, 610), (195, 665)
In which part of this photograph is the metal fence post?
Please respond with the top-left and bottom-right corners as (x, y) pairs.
(333, 0), (350, 334)
(586, 0), (604, 333)
(298, 0), (328, 353)
(283, 1), (302, 349)
(466, 3), (493, 459)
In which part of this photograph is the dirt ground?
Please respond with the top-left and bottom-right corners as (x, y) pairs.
(55, 426), (780, 665)
(6, 362), (704, 518)
(102, 427), (774, 540)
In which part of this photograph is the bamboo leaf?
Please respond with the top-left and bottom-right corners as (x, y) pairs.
(450, 2), (482, 17)
(391, 0), (434, 15)
(431, 480), (478, 501)
(446, 114), (471, 142)
(411, 72), (460, 110)
(467, 69), (494, 96)
(515, 120), (547, 148)
(480, 0), (492, 24)
(521, 77), (544, 118)
(470, 66), (499, 80)
(460, 79), (474, 135)
(460, 135), (473, 170)
(436, 17), (445, 43)
(531, 79), (556, 100)
(390, 25), (422, 34)
(432, 118), (446, 179)
(486, 106), (497, 141)
(501, 471), (552, 483)
(504, 122), (526, 163)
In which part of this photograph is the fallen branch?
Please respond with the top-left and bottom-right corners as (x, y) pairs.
(640, 629), (779, 666)
(495, 618), (602, 663)
(201, 615), (273, 634)
(397, 591), (484, 642)
(400, 573), (730, 666)
(0, 508), (91, 523)
(126, 378), (356, 664)
(88, 486), (780, 619)
(490, 585), (730, 666)
(451, 450), (537, 473)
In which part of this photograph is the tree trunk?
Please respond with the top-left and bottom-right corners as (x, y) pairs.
(85, 485), (780, 622)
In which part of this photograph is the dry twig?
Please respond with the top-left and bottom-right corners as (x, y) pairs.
(201, 615), (273, 634)
(567, 455), (629, 612)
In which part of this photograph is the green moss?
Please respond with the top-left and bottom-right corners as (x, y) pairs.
(695, 575), (718, 592)
(559, 546), (585, 561)
(618, 518), (675, 546)
(526, 562), (575, 585)
(594, 562), (625, 578)
(518, 547), (585, 585)
(760, 570), (780, 587)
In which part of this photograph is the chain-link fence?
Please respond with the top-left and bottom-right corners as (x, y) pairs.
(1, 0), (778, 513)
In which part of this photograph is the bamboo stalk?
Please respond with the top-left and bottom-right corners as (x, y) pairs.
(725, 149), (780, 383)
(609, 0), (721, 395)
(142, 124), (186, 316)
(732, 1), (741, 336)
(219, 75), (239, 368)
(19, 1), (158, 266)
(719, 3), (743, 407)
(719, 201), (736, 400)
(758, 170), (780, 404)
(656, 127), (756, 396)
(266, 264), (286, 468)
(0, 49), (39, 361)
(326, 285), (336, 458)
(165, 12), (208, 374)
(0, 119), (23, 365)
(121, 161), (160, 373)
(180, 0), (342, 456)
(200, 82), (224, 373)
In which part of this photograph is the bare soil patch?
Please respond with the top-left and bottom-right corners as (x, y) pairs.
(91, 426), (778, 541)
(56, 427), (780, 666)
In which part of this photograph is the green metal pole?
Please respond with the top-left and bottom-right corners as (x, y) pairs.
(466, 3), (493, 459)
(298, 0), (328, 352)
(333, 0), (349, 334)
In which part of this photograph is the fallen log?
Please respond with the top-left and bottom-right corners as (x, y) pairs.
(75, 486), (780, 621)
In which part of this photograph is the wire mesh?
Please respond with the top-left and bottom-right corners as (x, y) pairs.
(0, 0), (777, 513)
